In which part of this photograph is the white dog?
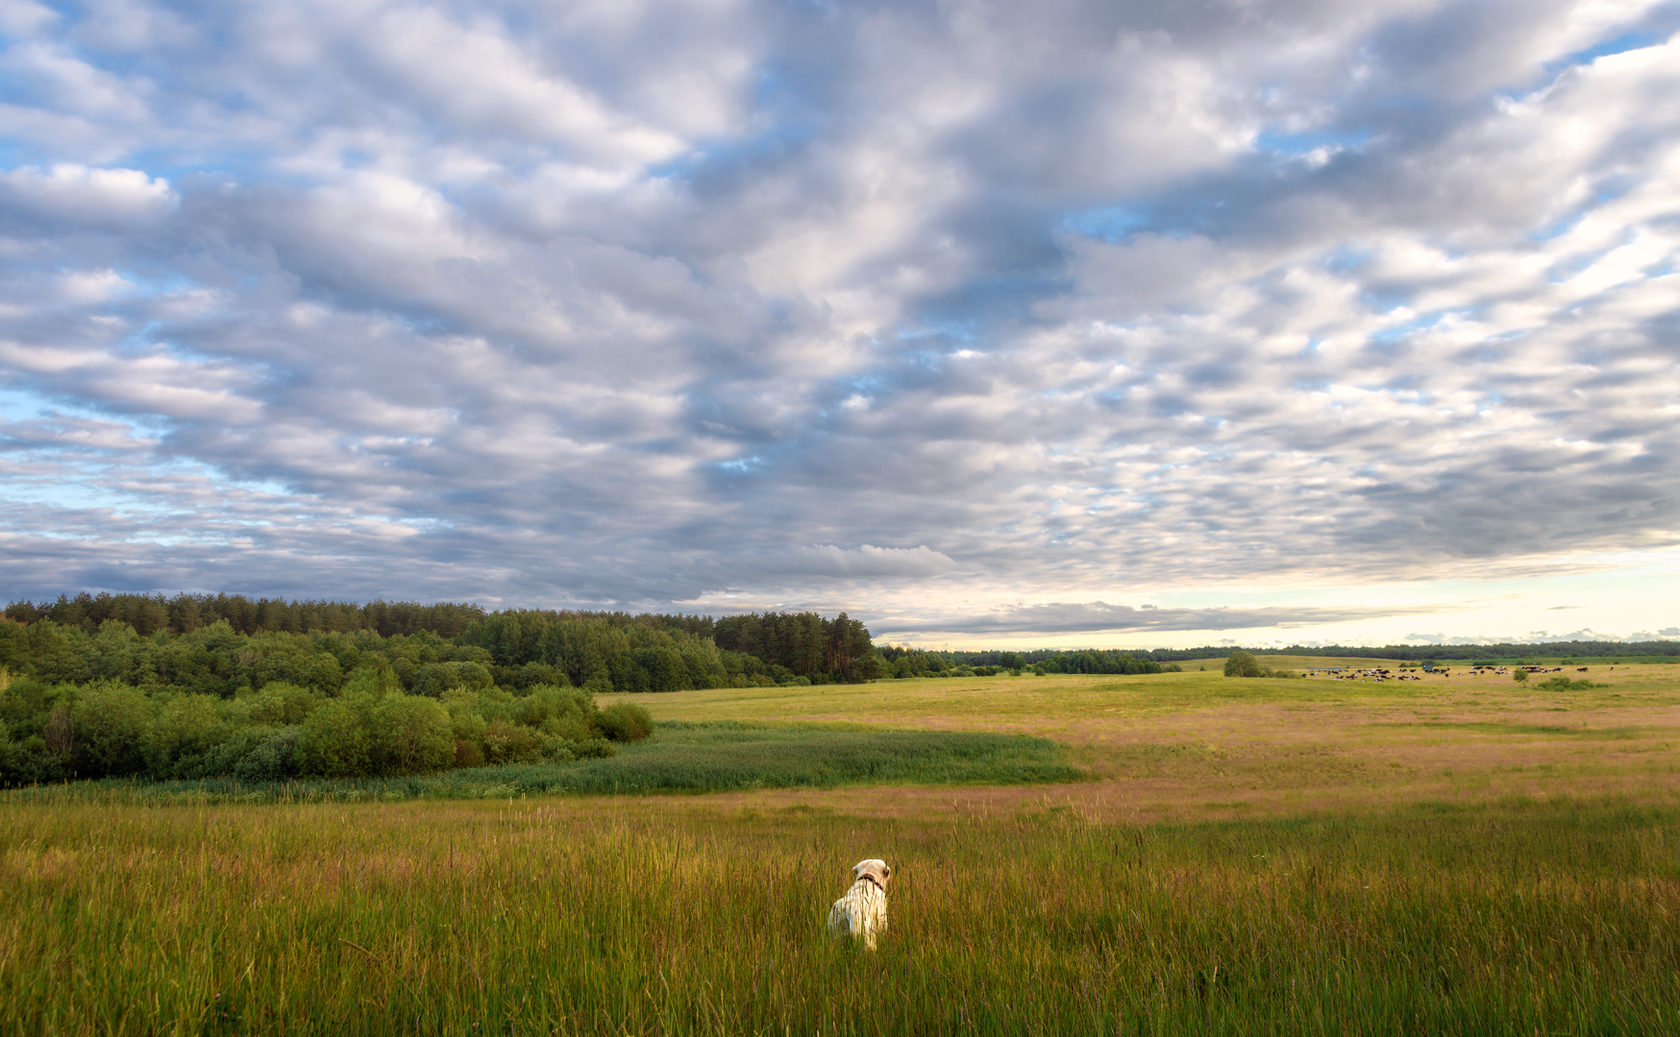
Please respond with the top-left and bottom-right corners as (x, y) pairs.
(827, 858), (891, 950)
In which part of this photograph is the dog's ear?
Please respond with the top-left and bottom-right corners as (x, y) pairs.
(882, 863), (891, 882)
(851, 861), (863, 881)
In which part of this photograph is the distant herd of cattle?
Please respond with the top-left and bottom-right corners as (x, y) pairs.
(1306, 664), (1597, 682)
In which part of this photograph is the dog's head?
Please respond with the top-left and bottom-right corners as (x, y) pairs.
(852, 858), (891, 889)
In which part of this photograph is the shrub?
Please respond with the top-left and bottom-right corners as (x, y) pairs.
(232, 726), (301, 782)
(596, 702), (654, 743)
(512, 684), (593, 730)
(71, 681), (154, 778)
(142, 695), (232, 780)
(452, 738), (485, 768)
(482, 721), (542, 765)
(1537, 677), (1605, 692)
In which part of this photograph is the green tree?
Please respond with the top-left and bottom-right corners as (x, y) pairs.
(369, 694), (453, 774)
(71, 681), (154, 778)
(246, 682), (318, 725)
(142, 695), (231, 779)
(295, 697), (374, 777)
(1224, 651), (1264, 678)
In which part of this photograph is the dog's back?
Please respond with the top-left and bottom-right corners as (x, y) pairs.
(827, 859), (890, 950)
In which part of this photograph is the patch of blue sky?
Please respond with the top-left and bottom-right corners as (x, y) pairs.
(1545, 243), (1626, 283)
(1547, 29), (1664, 76)
(0, 387), (59, 423)
(1058, 203), (1152, 243)
(1, 468), (186, 520)
(1529, 209), (1584, 243)
(112, 268), (198, 296)
(1320, 245), (1372, 274)
(228, 477), (292, 497)
(1369, 307), (1486, 346)
(1530, 179), (1641, 243)
(1368, 315), (1437, 344)
(713, 453), (765, 475)
(0, 387), (167, 439)
(892, 318), (978, 344)
(649, 67), (821, 184)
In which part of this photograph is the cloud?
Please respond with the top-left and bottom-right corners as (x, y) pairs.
(0, 164), (175, 229)
(778, 544), (958, 578)
(873, 601), (1437, 639)
(0, 1), (1676, 645)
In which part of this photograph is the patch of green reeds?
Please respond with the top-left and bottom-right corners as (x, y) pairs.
(2, 794), (1676, 1034)
(2, 723), (1083, 805)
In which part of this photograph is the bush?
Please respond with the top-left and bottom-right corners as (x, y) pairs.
(596, 702), (654, 742)
(71, 681), (154, 778)
(482, 721), (543, 765)
(232, 726), (301, 782)
(142, 695), (232, 780)
(452, 738), (485, 768)
(1537, 677), (1605, 692)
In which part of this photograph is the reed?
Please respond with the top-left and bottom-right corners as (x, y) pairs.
(3, 723), (1080, 805)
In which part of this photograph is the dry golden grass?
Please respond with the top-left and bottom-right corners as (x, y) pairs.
(600, 664), (1680, 823)
(6, 660), (1679, 1033)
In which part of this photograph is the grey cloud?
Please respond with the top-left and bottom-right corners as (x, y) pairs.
(876, 601), (1436, 639)
(0, 1), (1676, 640)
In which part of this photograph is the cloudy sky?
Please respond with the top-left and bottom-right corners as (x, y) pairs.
(2, 0), (1678, 649)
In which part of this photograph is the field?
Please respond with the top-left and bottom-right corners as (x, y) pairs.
(5, 664), (1680, 1034)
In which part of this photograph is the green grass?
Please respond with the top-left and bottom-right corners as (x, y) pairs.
(2, 794), (1676, 1035)
(3, 723), (1082, 805)
(7, 664), (1679, 1034)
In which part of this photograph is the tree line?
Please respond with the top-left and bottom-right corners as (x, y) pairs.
(876, 646), (1169, 678)
(1237, 640), (1680, 661)
(3, 592), (486, 639)
(0, 598), (883, 787)
(2, 595), (883, 684)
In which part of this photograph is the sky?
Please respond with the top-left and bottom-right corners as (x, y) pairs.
(1, 0), (1678, 650)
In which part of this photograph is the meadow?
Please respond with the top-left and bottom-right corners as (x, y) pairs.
(4, 663), (1679, 1034)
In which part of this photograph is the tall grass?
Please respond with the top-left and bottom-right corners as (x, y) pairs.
(3, 723), (1081, 805)
(3, 794), (1676, 1034)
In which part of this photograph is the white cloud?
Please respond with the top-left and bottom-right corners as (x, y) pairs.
(0, 1), (1675, 645)
(0, 163), (175, 226)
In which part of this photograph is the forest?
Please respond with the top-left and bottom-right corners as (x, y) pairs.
(877, 645), (1169, 678)
(0, 594), (880, 787)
